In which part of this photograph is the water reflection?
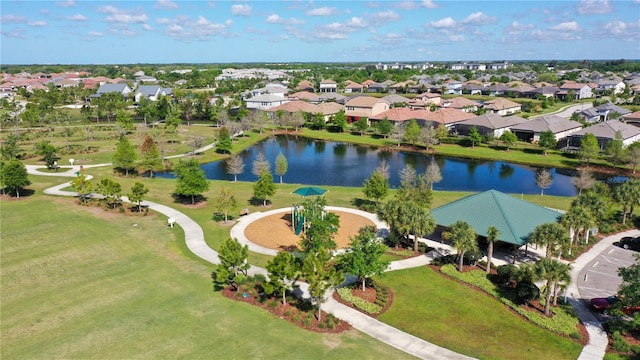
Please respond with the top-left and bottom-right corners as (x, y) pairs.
(160, 135), (606, 196)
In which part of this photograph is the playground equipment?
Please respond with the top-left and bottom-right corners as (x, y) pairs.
(292, 205), (305, 235)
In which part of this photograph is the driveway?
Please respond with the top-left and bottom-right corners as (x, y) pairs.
(577, 244), (637, 301)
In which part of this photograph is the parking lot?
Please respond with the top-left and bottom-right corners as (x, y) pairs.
(577, 244), (637, 301)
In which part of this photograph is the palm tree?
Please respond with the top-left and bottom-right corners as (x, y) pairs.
(560, 205), (595, 252)
(535, 257), (572, 316)
(443, 221), (478, 272)
(529, 222), (568, 258)
(486, 226), (500, 273)
(380, 199), (435, 251)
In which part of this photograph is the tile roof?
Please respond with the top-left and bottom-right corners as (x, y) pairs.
(432, 190), (562, 245)
(457, 113), (527, 129)
(289, 91), (319, 101)
(369, 108), (433, 122)
(345, 96), (388, 108)
(572, 120), (640, 140)
(511, 115), (582, 133)
(424, 108), (476, 125)
(483, 97), (522, 111)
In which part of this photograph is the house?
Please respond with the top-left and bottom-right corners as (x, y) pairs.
(569, 120), (640, 148)
(318, 93), (347, 104)
(319, 79), (337, 93)
(288, 91), (319, 103)
(413, 92), (441, 107)
(525, 86), (559, 99)
(576, 102), (631, 123)
(483, 98), (522, 115)
(344, 81), (364, 93)
(265, 100), (344, 123)
(365, 82), (387, 93)
(441, 80), (462, 95)
(557, 81), (594, 100)
(623, 110), (640, 127)
(440, 97), (481, 113)
(246, 85), (289, 99)
(462, 83), (484, 95)
(368, 107), (434, 126)
(455, 113), (527, 137)
(596, 78), (625, 94)
(423, 108), (476, 129)
(245, 94), (290, 110)
(294, 80), (315, 93)
(382, 94), (410, 106)
(93, 83), (132, 98)
(344, 96), (389, 123)
(510, 115), (583, 145)
(485, 84), (510, 96)
(136, 75), (157, 83)
(135, 85), (171, 102)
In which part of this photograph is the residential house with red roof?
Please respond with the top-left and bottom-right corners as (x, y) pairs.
(344, 96), (389, 123)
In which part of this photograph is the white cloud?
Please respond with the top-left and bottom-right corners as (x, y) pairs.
(28, 21), (47, 27)
(462, 12), (496, 25)
(449, 34), (464, 42)
(374, 32), (404, 44)
(577, 0), (612, 14)
(428, 17), (455, 28)
(1, 14), (27, 23)
(266, 14), (305, 25)
(67, 14), (87, 21)
(98, 5), (119, 14)
(143, 23), (153, 31)
(306, 7), (337, 16)
(107, 13), (149, 24)
(550, 21), (582, 31)
(306, 17), (367, 42)
(395, 1), (418, 10)
(421, 0), (438, 9)
(600, 19), (640, 42)
(1, 28), (27, 39)
(369, 10), (401, 25)
(87, 31), (103, 37)
(157, 15), (229, 41)
(155, 0), (178, 10)
(505, 21), (535, 35)
(231, 4), (251, 16)
(55, 0), (75, 8)
(225, 19), (232, 26)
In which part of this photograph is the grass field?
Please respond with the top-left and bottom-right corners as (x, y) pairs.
(376, 267), (583, 360)
(0, 196), (413, 359)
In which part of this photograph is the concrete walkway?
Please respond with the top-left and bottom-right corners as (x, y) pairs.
(28, 162), (624, 360)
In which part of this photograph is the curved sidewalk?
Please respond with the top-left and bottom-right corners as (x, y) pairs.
(29, 165), (473, 360)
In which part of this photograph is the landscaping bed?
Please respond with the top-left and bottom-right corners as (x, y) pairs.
(333, 280), (394, 317)
(221, 279), (350, 333)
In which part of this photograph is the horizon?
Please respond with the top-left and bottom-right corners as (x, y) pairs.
(1, 0), (639, 65)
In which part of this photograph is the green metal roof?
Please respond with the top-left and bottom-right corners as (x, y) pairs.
(431, 190), (562, 246)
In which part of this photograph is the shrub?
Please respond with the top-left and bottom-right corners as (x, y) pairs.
(496, 264), (519, 284)
(337, 287), (383, 314)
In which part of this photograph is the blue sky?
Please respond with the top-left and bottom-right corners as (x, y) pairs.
(1, 0), (639, 64)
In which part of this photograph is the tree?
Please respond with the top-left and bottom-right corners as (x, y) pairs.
(424, 160), (442, 191)
(139, 135), (162, 177)
(486, 226), (499, 273)
(617, 254), (640, 311)
(116, 109), (133, 131)
(1, 134), (20, 160)
(529, 222), (569, 258)
(572, 189), (609, 225)
(302, 249), (344, 322)
(264, 251), (300, 305)
(253, 168), (276, 206)
(561, 205), (596, 249)
(211, 238), (249, 291)
(535, 257), (572, 316)
(187, 135), (205, 156)
(376, 118), (393, 138)
(112, 135), (137, 176)
(403, 119), (421, 147)
(226, 154), (244, 182)
(572, 168), (595, 195)
(375, 159), (390, 179)
(310, 112), (325, 130)
(606, 131), (626, 166)
(353, 117), (369, 135)
(338, 226), (389, 291)
(213, 186), (238, 222)
(96, 177), (122, 209)
(252, 151), (270, 176)
(35, 141), (59, 169)
(0, 159), (30, 198)
(468, 126), (482, 148)
(299, 196), (340, 253)
(538, 131), (557, 156)
(578, 133), (600, 166)
(613, 179), (640, 225)
(71, 174), (93, 204)
(174, 158), (210, 204)
(535, 168), (553, 195)
(128, 182), (148, 212)
(421, 126), (439, 152)
(625, 142), (640, 174)
(380, 199), (435, 251)
(362, 169), (389, 205)
(216, 126), (233, 154)
(275, 152), (288, 184)
(499, 130), (517, 151)
(332, 110), (347, 132)
(443, 220), (477, 272)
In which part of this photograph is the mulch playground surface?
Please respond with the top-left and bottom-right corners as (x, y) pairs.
(244, 211), (375, 251)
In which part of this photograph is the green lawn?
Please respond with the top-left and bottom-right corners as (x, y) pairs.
(376, 267), (583, 360)
(0, 197), (413, 360)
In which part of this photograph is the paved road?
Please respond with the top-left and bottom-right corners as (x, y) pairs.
(530, 103), (593, 119)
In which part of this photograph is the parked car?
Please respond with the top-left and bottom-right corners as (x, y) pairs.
(590, 296), (640, 316)
(619, 236), (640, 251)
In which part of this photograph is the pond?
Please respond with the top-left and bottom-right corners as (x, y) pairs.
(167, 135), (605, 197)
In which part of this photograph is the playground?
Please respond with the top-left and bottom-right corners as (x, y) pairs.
(243, 210), (375, 251)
